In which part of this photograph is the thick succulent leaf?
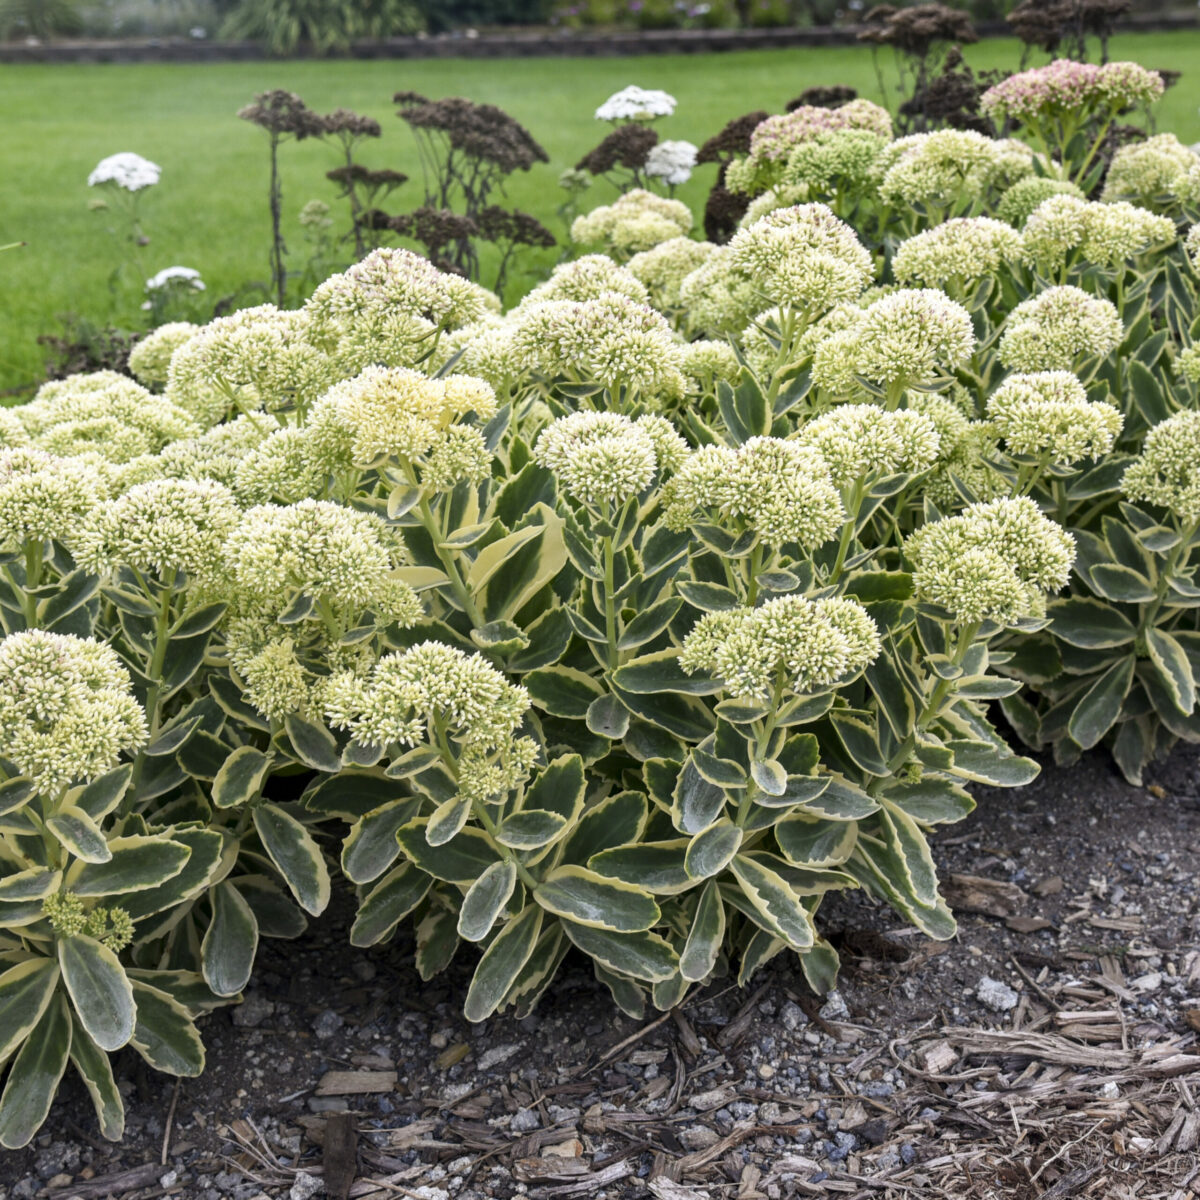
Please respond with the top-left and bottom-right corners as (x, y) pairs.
(1049, 598), (1136, 649)
(672, 756), (727, 835)
(397, 820), (500, 884)
(0, 958), (60, 1062)
(350, 863), (432, 948)
(534, 866), (660, 932)
(69, 1015), (124, 1141)
(560, 921), (678, 983)
(58, 935), (135, 1053)
(253, 803), (331, 916)
(0, 995), (71, 1149)
(67, 835), (192, 897)
(46, 807), (111, 864)
(1067, 655), (1137, 750)
(1146, 628), (1196, 716)
(341, 799), (421, 885)
(683, 821), (743, 880)
(202, 881), (259, 998)
(728, 855), (814, 951)
(212, 746), (273, 809)
(679, 881), (725, 983)
(458, 860), (519, 943)
(128, 980), (205, 1077)
(464, 904), (543, 1023)
(776, 814), (858, 867)
(588, 840), (693, 894)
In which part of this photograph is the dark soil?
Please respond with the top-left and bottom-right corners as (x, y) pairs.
(2, 746), (1198, 1200)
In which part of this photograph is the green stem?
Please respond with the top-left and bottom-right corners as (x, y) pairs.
(415, 495), (484, 627)
(1140, 519), (1199, 635)
(19, 541), (43, 628)
(602, 533), (619, 673)
(745, 542), (764, 606)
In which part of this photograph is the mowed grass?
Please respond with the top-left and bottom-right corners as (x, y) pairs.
(2, 31), (1200, 389)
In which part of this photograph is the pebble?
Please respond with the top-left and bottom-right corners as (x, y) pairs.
(313, 1010), (343, 1040)
(232, 992), (275, 1029)
(477, 1043), (522, 1072)
(781, 1000), (808, 1031)
(1101, 1081), (1120, 1099)
(289, 1173), (323, 1200)
(818, 991), (850, 1021)
(976, 977), (1020, 1012)
(510, 1107), (539, 1133)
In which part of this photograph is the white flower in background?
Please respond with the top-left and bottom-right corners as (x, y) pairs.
(146, 266), (206, 292)
(87, 152), (161, 192)
(645, 140), (699, 186)
(595, 85), (676, 123)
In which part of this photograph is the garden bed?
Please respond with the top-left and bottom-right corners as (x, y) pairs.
(1, 743), (1196, 1200)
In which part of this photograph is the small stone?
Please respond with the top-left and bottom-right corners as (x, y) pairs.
(313, 1010), (343, 1040)
(976, 977), (1019, 1013)
(511, 1108), (539, 1133)
(818, 991), (849, 1021)
(900, 1143), (916, 1165)
(860, 1118), (889, 1146)
(289, 1175), (323, 1200)
(160, 1171), (179, 1188)
(477, 1043), (522, 1072)
(781, 1000), (808, 1031)
(351, 960), (377, 983)
(1101, 1081), (1120, 1099)
(680, 1125), (719, 1151)
(232, 992), (275, 1029)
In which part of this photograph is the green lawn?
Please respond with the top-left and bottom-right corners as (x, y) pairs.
(2, 31), (1200, 390)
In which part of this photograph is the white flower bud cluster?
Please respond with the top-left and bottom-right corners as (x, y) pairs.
(678, 247), (759, 337)
(166, 305), (335, 427)
(128, 322), (199, 387)
(907, 393), (1006, 507)
(511, 292), (686, 400)
(812, 288), (975, 393)
(729, 203), (874, 313)
(876, 131), (1032, 210)
(892, 218), (1024, 289)
(534, 411), (686, 508)
(680, 595), (880, 699)
(998, 286), (1123, 372)
(0, 447), (109, 551)
(1185, 223), (1200, 274)
(595, 85), (676, 123)
(0, 629), (147, 794)
(571, 189), (693, 256)
(524, 255), (649, 305)
(156, 412), (282, 489)
(985, 372), (1123, 464)
(996, 176), (1085, 229)
(21, 374), (198, 463)
(1122, 410), (1200, 522)
(645, 139), (699, 186)
(663, 436), (845, 548)
(74, 478), (242, 586)
(1178, 346), (1200, 384)
(627, 237), (716, 311)
(1022, 195), (1175, 270)
(781, 129), (889, 196)
(225, 499), (420, 623)
(429, 316), (526, 395)
(0, 409), (28, 450)
(906, 497), (1075, 623)
(682, 340), (742, 393)
(324, 641), (536, 805)
(232, 427), (331, 505)
(798, 404), (941, 487)
(739, 185), (807, 229)
(1103, 134), (1200, 206)
(304, 247), (499, 377)
(88, 152), (160, 192)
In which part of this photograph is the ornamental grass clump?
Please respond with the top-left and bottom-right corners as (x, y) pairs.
(5, 53), (1200, 1144)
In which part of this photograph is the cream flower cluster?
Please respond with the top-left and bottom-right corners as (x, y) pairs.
(1103, 134), (1200, 207)
(511, 292), (686, 399)
(1122, 410), (1200, 522)
(682, 340), (742, 393)
(129, 322), (199, 387)
(304, 247), (498, 376)
(324, 641), (536, 803)
(88, 151), (160, 191)
(43, 893), (134, 952)
(981, 59), (1164, 124)
(663, 437), (844, 548)
(1021, 195), (1175, 271)
(906, 497), (1075, 623)
(74, 478), (242, 586)
(892, 218), (1025, 289)
(0, 630), (147, 794)
(525, 255), (650, 305)
(595, 85), (676, 122)
(996, 177), (1084, 229)
(534, 411), (687, 508)
(627, 237), (716, 310)
(680, 595), (880, 700)
(678, 247), (759, 337)
(571, 189), (693, 256)
(1185, 224), (1200, 273)
(729, 203), (874, 313)
(22, 374), (197, 463)
(798, 405), (941, 487)
(998, 286), (1123, 372)
(812, 289), (975, 393)
(876, 131), (1033, 210)
(0, 448), (108, 551)
(908, 393), (1006, 507)
(781, 129), (889, 197)
(645, 140), (699, 186)
(224, 499), (420, 622)
(985, 372), (1123, 464)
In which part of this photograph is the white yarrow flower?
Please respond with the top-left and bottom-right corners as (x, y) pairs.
(645, 140), (699, 186)
(146, 266), (206, 292)
(87, 152), (161, 192)
(595, 85), (677, 123)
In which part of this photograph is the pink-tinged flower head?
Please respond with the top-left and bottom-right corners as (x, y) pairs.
(981, 59), (1162, 125)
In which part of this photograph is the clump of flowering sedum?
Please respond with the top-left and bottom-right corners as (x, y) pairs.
(0, 447), (108, 551)
(663, 437), (844, 548)
(681, 595), (880, 700)
(797, 404), (941, 487)
(682, 340), (742, 394)
(996, 177), (1085, 229)
(981, 59), (1164, 127)
(43, 893), (135, 953)
(523, 255), (649, 305)
(303, 247), (498, 377)
(998, 286), (1123, 373)
(875, 131), (1032, 214)
(627, 237), (716, 311)
(0, 629), (147, 794)
(74, 478), (242, 589)
(534, 412), (686, 509)
(812, 288), (975, 399)
(1122, 410), (1200, 522)
(678, 246), (759, 337)
(570, 189), (693, 257)
(1021, 195), (1175, 274)
(1185, 223), (1200, 274)
(985, 372), (1123, 465)
(906, 498), (1075, 624)
(1102, 134), (1200, 209)
(325, 641), (537, 806)
(781, 129), (889, 201)
(728, 203), (874, 314)
(128, 322), (199, 387)
(892, 218), (1025, 291)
